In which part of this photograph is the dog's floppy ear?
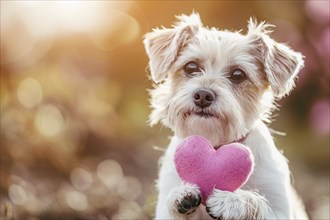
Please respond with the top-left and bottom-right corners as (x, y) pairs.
(247, 18), (304, 98)
(143, 13), (202, 83)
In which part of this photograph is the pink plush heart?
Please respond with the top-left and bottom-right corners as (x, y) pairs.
(174, 135), (254, 204)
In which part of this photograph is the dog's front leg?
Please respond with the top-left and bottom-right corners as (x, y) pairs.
(206, 189), (273, 220)
(156, 182), (203, 219)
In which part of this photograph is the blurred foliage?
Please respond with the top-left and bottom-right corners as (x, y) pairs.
(0, 1), (329, 219)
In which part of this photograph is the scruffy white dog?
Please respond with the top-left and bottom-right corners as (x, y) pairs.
(143, 13), (308, 219)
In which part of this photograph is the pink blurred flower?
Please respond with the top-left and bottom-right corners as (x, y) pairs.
(310, 99), (330, 135)
(305, 0), (330, 24)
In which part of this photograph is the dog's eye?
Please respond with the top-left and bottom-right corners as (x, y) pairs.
(229, 69), (247, 83)
(183, 61), (201, 76)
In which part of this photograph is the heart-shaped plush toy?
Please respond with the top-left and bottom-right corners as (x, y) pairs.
(174, 135), (254, 204)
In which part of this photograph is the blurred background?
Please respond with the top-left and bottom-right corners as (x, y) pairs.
(0, 1), (329, 219)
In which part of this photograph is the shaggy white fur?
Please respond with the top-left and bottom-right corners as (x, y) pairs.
(144, 13), (308, 219)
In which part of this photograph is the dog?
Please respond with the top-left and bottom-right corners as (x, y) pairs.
(143, 13), (308, 219)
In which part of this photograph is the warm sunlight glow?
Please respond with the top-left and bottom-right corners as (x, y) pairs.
(0, 1), (137, 64)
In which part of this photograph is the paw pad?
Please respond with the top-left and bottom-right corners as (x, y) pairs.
(176, 193), (201, 215)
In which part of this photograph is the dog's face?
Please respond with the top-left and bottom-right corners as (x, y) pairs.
(144, 13), (304, 147)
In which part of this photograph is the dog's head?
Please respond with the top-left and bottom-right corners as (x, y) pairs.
(143, 13), (304, 146)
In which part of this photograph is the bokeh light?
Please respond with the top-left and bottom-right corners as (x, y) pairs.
(112, 201), (143, 219)
(65, 190), (89, 211)
(8, 184), (26, 206)
(1, 1), (56, 65)
(97, 159), (123, 189)
(70, 167), (94, 191)
(35, 104), (65, 137)
(310, 99), (330, 135)
(88, 9), (141, 51)
(117, 176), (143, 201)
(16, 78), (43, 109)
(305, 0), (330, 24)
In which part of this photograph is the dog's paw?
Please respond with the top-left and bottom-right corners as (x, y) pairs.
(176, 192), (202, 215)
(206, 189), (268, 220)
(167, 183), (202, 216)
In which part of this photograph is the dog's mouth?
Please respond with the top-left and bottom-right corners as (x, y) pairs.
(195, 111), (215, 118)
(184, 110), (218, 119)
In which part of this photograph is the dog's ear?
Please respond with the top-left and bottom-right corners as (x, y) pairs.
(247, 18), (304, 98)
(143, 13), (202, 83)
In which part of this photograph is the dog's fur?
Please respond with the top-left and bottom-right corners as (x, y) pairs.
(144, 13), (308, 219)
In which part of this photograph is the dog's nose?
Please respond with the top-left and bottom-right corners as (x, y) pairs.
(193, 88), (215, 108)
